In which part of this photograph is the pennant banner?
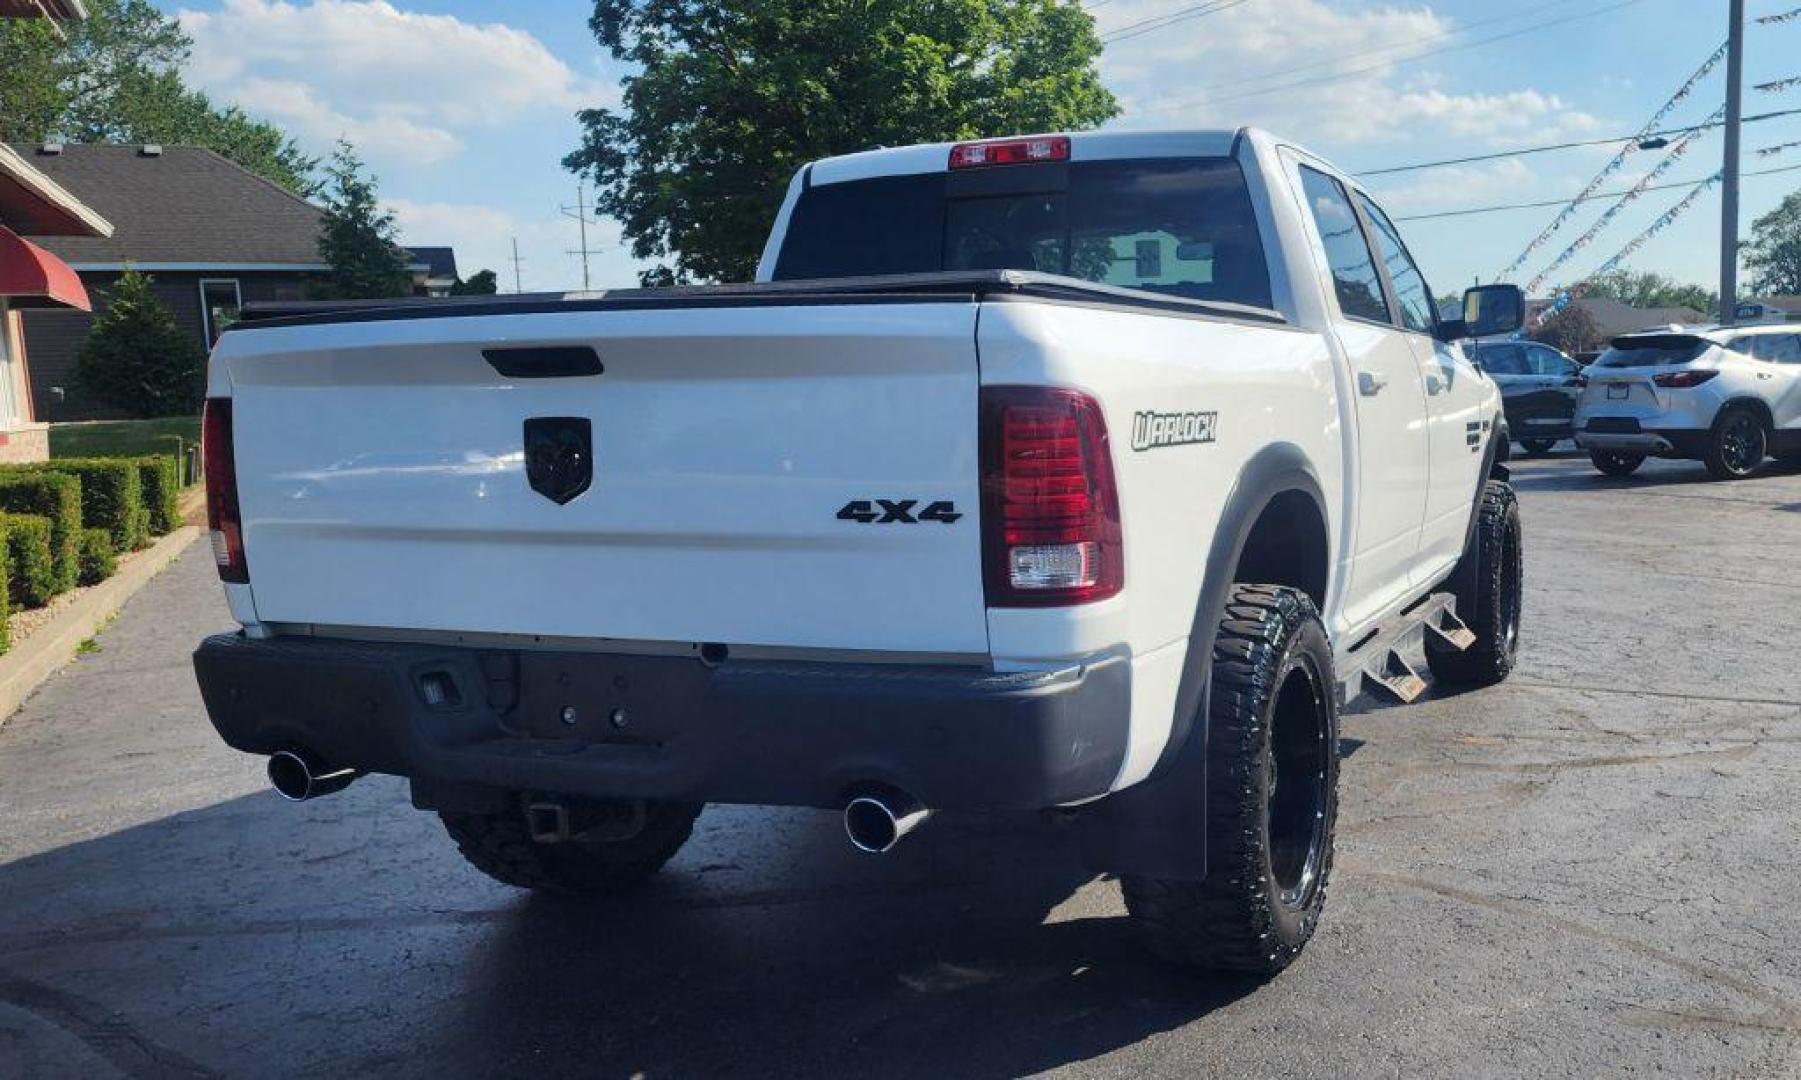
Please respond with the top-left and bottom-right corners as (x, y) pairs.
(1535, 173), (1723, 327)
(1758, 7), (1801, 24)
(1524, 106), (1723, 295)
(1497, 41), (1728, 281)
(1758, 139), (1801, 157)
(1757, 76), (1801, 93)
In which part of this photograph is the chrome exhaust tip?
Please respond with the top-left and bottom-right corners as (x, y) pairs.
(844, 793), (931, 855)
(267, 750), (361, 803)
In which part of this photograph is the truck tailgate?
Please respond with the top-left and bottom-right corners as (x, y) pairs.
(216, 303), (988, 654)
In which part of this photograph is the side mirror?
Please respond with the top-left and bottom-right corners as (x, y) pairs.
(1438, 283), (1525, 341)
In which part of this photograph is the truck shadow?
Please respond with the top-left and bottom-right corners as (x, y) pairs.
(0, 787), (1264, 1078)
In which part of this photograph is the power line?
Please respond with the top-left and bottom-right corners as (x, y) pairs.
(1353, 106), (1801, 177)
(1099, 0), (1249, 43)
(1390, 162), (1801, 223)
(1120, 0), (1569, 106)
(1123, 0), (1644, 116)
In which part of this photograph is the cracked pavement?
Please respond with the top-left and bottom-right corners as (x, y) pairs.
(0, 452), (1798, 1078)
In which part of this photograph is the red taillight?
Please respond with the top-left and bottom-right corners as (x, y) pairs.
(949, 135), (1071, 170)
(1652, 369), (1719, 389)
(202, 397), (248, 583)
(980, 386), (1122, 607)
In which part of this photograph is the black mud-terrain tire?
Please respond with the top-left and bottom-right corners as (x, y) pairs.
(1427, 480), (1522, 687)
(1704, 405), (1769, 481)
(1589, 449), (1645, 477)
(440, 797), (701, 895)
(1520, 438), (1557, 456)
(1121, 585), (1338, 975)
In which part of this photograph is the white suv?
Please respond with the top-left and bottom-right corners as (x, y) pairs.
(1575, 324), (1801, 479)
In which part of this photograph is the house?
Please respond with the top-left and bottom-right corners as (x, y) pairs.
(1524, 296), (1708, 340)
(9, 142), (458, 421)
(1735, 297), (1801, 323)
(408, 246), (460, 298)
(0, 2), (113, 461)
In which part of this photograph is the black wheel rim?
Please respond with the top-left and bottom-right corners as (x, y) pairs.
(1266, 656), (1330, 911)
(1500, 514), (1523, 655)
(1720, 414), (1765, 474)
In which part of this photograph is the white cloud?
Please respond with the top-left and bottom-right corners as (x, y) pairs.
(177, 0), (616, 163)
(1098, 0), (1602, 148)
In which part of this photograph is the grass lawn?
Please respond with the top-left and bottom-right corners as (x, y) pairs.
(49, 416), (201, 460)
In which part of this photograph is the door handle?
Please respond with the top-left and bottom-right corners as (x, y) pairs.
(1358, 370), (1388, 396)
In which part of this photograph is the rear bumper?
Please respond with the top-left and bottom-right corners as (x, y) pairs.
(192, 634), (1130, 812)
(1575, 425), (1708, 457)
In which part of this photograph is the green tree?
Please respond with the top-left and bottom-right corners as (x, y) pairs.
(1581, 270), (1716, 314)
(314, 141), (413, 300)
(450, 269), (499, 296)
(1530, 303), (1606, 355)
(1744, 189), (1801, 296)
(0, 0), (315, 195)
(75, 269), (207, 418)
(567, 0), (1119, 284)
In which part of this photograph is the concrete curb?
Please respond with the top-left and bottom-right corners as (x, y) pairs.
(0, 526), (201, 728)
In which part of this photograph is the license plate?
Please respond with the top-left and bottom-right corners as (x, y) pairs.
(1607, 384), (1630, 400)
(1524, 417), (1562, 426)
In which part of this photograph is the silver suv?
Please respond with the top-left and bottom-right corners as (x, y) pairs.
(1574, 325), (1801, 479)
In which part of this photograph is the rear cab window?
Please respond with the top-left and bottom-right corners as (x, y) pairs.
(772, 157), (1274, 310)
(1594, 336), (1710, 368)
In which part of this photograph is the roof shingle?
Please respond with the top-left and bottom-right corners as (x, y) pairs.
(6, 143), (325, 267)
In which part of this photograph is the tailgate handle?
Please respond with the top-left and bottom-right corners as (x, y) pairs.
(483, 347), (603, 378)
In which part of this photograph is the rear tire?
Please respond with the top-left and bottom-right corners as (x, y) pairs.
(1121, 585), (1338, 975)
(1589, 449), (1645, 477)
(1520, 438), (1557, 456)
(1704, 406), (1768, 481)
(441, 796), (701, 895)
(1427, 481), (1522, 687)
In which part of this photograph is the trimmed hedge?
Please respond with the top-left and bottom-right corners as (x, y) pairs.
(0, 540), (10, 654)
(78, 528), (117, 587)
(0, 470), (81, 593)
(135, 455), (182, 536)
(41, 459), (146, 553)
(0, 513), (55, 609)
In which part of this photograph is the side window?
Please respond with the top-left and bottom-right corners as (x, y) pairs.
(1357, 195), (1436, 334)
(1297, 166), (1389, 324)
(1480, 344), (1530, 375)
(1762, 335), (1801, 364)
(1527, 346), (1571, 376)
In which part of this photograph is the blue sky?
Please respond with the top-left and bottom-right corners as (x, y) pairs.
(155, 0), (1801, 303)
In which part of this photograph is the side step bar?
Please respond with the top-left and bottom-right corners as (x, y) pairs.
(1336, 592), (1474, 706)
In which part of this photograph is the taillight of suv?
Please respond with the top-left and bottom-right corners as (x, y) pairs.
(979, 386), (1123, 607)
(1652, 370), (1720, 389)
(202, 397), (248, 583)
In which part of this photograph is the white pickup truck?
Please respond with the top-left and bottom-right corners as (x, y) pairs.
(193, 128), (1525, 974)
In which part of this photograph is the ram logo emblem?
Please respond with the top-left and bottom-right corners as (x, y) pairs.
(524, 417), (593, 505)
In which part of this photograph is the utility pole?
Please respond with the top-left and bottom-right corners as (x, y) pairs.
(561, 184), (596, 292)
(509, 237), (525, 294)
(1721, 0), (1746, 325)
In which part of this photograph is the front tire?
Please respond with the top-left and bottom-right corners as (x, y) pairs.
(441, 795), (701, 895)
(1427, 480), (1522, 687)
(1122, 585), (1338, 975)
(1589, 449), (1645, 477)
(1704, 406), (1768, 480)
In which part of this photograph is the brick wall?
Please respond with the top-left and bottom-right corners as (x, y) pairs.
(20, 270), (320, 422)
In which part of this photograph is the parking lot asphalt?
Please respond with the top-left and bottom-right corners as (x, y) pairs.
(0, 452), (1798, 1079)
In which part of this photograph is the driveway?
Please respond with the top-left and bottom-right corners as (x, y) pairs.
(1, 453), (1798, 1078)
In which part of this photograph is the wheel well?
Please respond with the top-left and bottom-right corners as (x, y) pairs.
(1720, 397), (1774, 429)
(1233, 490), (1329, 608)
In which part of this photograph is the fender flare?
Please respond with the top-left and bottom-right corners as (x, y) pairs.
(1076, 442), (1327, 881)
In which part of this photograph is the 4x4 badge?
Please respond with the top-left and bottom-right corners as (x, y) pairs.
(524, 417), (593, 505)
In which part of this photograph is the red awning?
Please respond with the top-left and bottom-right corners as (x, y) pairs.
(0, 225), (89, 310)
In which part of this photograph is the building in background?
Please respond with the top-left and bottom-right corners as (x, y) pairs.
(10, 142), (457, 421)
(0, 1), (110, 461)
(1523, 297), (1709, 339)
